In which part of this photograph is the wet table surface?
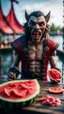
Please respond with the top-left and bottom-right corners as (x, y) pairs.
(0, 81), (64, 114)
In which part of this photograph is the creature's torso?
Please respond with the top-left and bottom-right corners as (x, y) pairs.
(25, 41), (44, 72)
(11, 35), (59, 81)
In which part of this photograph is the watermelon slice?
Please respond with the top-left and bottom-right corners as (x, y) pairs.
(0, 79), (40, 110)
(48, 69), (62, 83)
(49, 87), (63, 93)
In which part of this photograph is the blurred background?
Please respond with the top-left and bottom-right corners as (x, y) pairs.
(0, 0), (64, 82)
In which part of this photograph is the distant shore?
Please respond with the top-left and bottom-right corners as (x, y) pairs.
(49, 31), (63, 36)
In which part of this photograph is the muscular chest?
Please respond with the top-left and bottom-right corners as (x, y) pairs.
(27, 43), (43, 61)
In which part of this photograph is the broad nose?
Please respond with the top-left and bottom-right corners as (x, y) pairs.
(34, 24), (40, 29)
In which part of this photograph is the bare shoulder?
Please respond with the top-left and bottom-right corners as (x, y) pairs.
(51, 50), (56, 56)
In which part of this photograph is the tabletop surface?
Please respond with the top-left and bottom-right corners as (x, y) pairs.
(0, 81), (64, 114)
(21, 81), (64, 114)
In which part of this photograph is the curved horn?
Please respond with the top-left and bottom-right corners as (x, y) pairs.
(25, 10), (29, 21)
(45, 11), (51, 22)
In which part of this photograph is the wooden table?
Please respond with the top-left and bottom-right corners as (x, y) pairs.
(0, 81), (64, 114)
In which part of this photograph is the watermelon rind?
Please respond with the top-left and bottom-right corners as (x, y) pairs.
(0, 79), (40, 110)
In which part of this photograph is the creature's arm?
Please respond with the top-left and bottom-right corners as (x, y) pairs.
(11, 52), (20, 68)
(50, 50), (61, 71)
(49, 50), (61, 82)
(50, 50), (57, 69)
(7, 52), (20, 80)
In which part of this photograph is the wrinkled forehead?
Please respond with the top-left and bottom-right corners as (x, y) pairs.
(28, 15), (46, 23)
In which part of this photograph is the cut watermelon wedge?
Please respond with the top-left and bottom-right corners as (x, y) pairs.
(48, 69), (62, 83)
(49, 87), (63, 94)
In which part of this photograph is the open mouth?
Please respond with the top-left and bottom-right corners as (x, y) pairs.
(32, 31), (41, 40)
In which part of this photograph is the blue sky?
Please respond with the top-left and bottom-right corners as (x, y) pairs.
(1, 0), (63, 27)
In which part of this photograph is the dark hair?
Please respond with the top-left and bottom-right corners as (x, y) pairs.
(24, 22), (31, 41)
(29, 11), (45, 18)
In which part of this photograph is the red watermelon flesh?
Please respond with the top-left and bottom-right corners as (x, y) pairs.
(38, 95), (62, 107)
(49, 87), (63, 93)
(48, 69), (62, 81)
(0, 80), (39, 100)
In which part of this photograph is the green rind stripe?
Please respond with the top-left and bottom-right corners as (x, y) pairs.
(0, 96), (37, 112)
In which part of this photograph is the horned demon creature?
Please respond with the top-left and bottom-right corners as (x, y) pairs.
(7, 10), (61, 82)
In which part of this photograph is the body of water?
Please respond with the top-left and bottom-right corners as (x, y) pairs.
(1, 35), (64, 82)
(51, 35), (63, 69)
(51, 35), (63, 50)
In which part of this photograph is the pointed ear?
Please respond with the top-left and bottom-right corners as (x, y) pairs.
(45, 11), (51, 23)
(25, 10), (29, 21)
